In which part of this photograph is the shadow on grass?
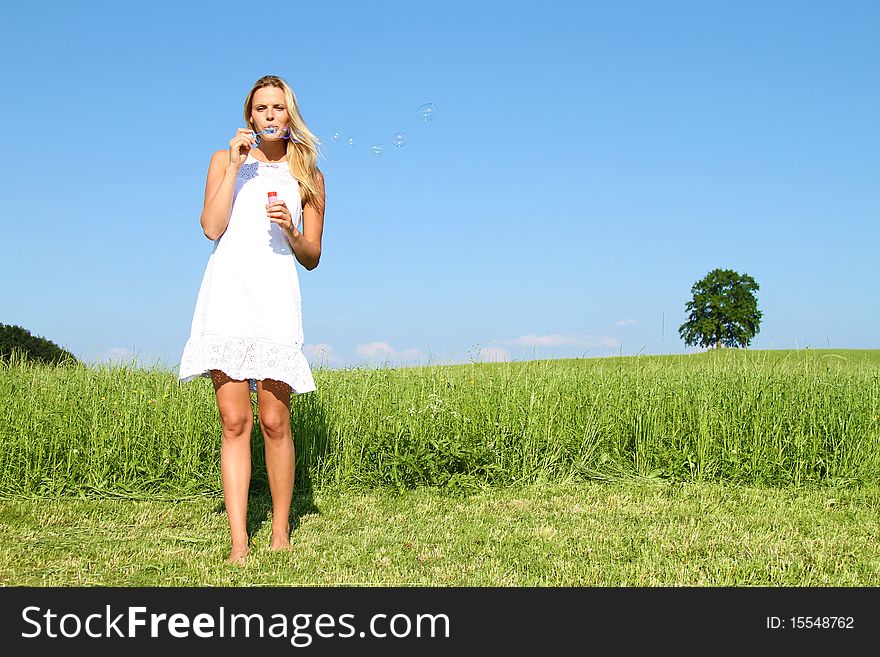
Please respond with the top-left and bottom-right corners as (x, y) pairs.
(212, 470), (321, 545)
(211, 384), (331, 545)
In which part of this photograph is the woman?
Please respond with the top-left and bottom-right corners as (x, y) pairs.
(178, 75), (325, 564)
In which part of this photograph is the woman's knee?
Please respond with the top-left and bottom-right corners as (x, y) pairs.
(218, 406), (253, 436)
(256, 379), (292, 437)
(258, 412), (289, 438)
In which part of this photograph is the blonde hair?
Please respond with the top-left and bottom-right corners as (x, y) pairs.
(243, 75), (325, 211)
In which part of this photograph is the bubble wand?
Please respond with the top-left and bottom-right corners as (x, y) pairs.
(250, 125), (294, 147)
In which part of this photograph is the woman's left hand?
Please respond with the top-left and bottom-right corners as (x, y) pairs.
(267, 199), (299, 239)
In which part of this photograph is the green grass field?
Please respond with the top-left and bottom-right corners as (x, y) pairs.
(2, 481), (878, 585)
(1, 348), (878, 584)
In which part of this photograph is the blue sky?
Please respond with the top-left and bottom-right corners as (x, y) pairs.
(1, 0), (877, 372)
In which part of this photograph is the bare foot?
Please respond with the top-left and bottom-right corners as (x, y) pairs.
(226, 544), (249, 564)
(270, 524), (291, 551)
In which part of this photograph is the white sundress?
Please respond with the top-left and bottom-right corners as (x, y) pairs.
(177, 151), (317, 395)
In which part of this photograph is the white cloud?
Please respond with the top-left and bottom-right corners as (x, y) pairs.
(499, 333), (621, 349)
(506, 333), (581, 346)
(475, 346), (510, 363)
(356, 341), (396, 358)
(303, 342), (341, 368)
(97, 347), (133, 364)
(347, 330), (630, 369)
(92, 347), (165, 370)
(616, 319), (638, 327)
(355, 341), (426, 366)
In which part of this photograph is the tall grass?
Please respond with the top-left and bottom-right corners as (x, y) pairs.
(0, 349), (877, 498)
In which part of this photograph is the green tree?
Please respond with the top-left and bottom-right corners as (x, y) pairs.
(0, 323), (79, 366)
(678, 269), (762, 349)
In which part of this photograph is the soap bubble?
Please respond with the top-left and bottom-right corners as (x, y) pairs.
(307, 101), (439, 161)
(417, 102), (436, 122)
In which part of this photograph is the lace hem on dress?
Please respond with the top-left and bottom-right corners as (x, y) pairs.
(178, 333), (316, 395)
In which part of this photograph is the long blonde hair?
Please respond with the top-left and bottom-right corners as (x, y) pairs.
(243, 75), (325, 211)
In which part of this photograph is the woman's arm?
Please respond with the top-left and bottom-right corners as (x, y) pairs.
(288, 171), (325, 270)
(200, 150), (240, 241)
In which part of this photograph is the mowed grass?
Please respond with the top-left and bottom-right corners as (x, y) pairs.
(0, 348), (878, 585)
(1, 480), (878, 586)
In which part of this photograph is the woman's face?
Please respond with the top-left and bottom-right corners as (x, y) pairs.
(250, 87), (290, 135)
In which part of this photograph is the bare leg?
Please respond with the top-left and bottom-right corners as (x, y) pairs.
(212, 370), (254, 564)
(257, 379), (294, 550)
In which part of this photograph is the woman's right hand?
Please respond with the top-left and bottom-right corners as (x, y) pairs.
(229, 128), (256, 168)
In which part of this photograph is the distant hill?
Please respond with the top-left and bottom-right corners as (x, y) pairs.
(0, 323), (79, 367)
(521, 348), (880, 371)
(647, 348), (880, 368)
